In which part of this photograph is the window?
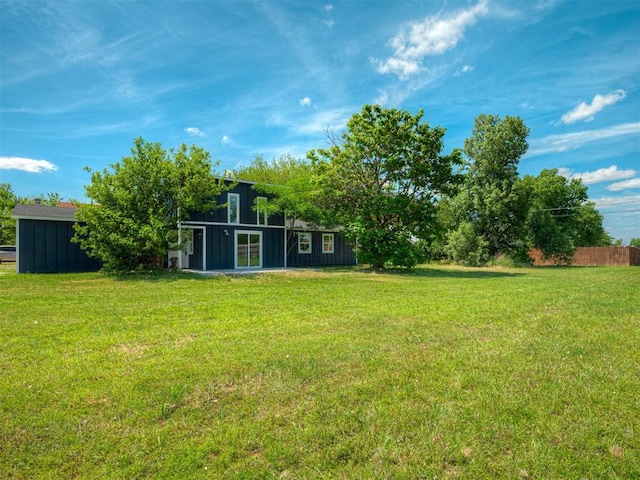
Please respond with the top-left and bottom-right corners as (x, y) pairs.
(228, 193), (239, 224)
(298, 232), (312, 254)
(322, 233), (334, 254)
(256, 196), (267, 225)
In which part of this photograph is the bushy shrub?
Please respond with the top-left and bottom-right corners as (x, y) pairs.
(444, 222), (489, 267)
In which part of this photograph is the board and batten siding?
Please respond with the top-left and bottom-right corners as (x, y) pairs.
(17, 219), (101, 273)
(188, 183), (284, 227)
(198, 225), (285, 270)
(287, 230), (356, 267)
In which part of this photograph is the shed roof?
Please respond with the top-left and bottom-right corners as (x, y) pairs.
(12, 204), (78, 221)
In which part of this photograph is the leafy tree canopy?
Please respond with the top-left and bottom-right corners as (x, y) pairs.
(0, 183), (18, 245)
(446, 114), (530, 264)
(630, 238), (640, 248)
(74, 138), (227, 273)
(309, 104), (463, 268)
(234, 154), (327, 255)
(520, 168), (610, 263)
(234, 154), (326, 226)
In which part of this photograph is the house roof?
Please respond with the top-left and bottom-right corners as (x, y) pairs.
(291, 219), (343, 232)
(12, 203), (78, 221)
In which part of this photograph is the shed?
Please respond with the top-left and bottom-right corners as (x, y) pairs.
(11, 204), (101, 273)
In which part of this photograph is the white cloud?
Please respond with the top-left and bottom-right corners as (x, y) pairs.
(299, 97), (312, 107)
(527, 122), (640, 156)
(0, 156), (58, 173)
(184, 127), (204, 137)
(374, 0), (488, 79)
(557, 165), (636, 184)
(324, 4), (333, 11)
(453, 64), (474, 76)
(607, 178), (640, 191)
(221, 135), (232, 145)
(559, 89), (627, 124)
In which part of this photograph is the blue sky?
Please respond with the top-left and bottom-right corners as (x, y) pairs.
(1, 0), (639, 242)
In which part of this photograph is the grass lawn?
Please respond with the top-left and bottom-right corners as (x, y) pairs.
(1, 263), (638, 479)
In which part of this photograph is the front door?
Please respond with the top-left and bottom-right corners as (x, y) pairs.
(191, 229), (204, 270)
(235, 231), (262, 269)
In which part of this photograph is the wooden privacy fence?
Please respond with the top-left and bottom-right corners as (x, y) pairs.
(529, 247), (640, 266)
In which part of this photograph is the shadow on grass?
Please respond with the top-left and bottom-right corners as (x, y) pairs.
(363, 266), (527, 279)
(283, 264), (527, 279)
(111, 270), (214, 283)
(107, 264), (528, 282)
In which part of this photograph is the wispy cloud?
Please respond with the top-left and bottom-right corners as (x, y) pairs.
(527, 122), (640, 156)
(221, 135), (233, 146)
(299, 97), (312, 107)
(607, 178), (640, 191)
(557, 165), (636, 184)
(453, 64), (474, 76)
(593, 195), (640, 207)
(373, 0), (488, 79)
(0, 156), (58, 173)
(374, 64), (448, 106)
(185, 127), (205, 137)
(67, 115), (160, 138)
(559, 89), (626, 124)
(292, 108), (352, 136)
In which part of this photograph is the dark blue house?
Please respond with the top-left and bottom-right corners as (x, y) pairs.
(172, 180), (357, 271)
(12, 180), (356, 273)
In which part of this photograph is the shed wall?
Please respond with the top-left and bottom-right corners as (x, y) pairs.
(17, 219), (101, 273)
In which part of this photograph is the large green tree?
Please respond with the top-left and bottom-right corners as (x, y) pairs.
(446, 114), (530, 264)
(74, 138), (228, 273)
(521, 168), (609, 263)
(309, 104), (462, 268)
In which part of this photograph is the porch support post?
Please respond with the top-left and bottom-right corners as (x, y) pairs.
(283, 213), (288, 269)
(177, 220), (183, 270)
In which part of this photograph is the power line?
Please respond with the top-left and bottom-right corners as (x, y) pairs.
(544, 200), (640, 211)
(597, 209), (640, 214)
(595, 200), (640, 207)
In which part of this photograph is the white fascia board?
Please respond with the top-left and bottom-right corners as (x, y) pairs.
(11, 214), (77, 222)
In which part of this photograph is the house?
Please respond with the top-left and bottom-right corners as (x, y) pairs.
(11, 180), (356, 273)
(170, 180), (356, 270)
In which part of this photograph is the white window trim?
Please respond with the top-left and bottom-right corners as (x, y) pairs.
(322, 233), (334, 254)
(256, 196), (267, 226)
(298, 232), (312, 254)
(228, 193), (239, 224)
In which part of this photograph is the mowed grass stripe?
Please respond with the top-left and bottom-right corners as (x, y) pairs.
(0, 264), (638, 478)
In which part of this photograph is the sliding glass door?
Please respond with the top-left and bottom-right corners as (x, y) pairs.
(235, 231), (262, 268)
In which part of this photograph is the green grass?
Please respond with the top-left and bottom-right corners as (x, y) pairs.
(1, 263), (638, 479)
